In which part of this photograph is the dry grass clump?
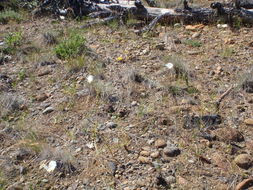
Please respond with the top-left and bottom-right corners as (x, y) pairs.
(0, 93), (26, 119)
(235, 66), (253, 93)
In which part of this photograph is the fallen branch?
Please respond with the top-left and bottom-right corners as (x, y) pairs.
(216, 85), (234, 110)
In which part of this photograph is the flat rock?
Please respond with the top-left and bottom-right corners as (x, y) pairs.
(166, 176), (176, 184)
(142, 146), (151, 151)
(138, 156), (151, 164)
(140, 150), (150, 157)
(38, 69), (52, 77)
(163, 146), (181, 157)
(192, 32), (200, 38)
(154, 139), (167, 148)
(246, 140), (253, 153)
(234, 154), (252, 169)
(35, 93), (49, 102)
(150, 151), (160, 158)
(108, 161), (117, 176)
(105, 121), (117, 129)
(244, 119), (253, 126)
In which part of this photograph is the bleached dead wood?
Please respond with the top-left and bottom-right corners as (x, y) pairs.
(96, 1), (253, 26)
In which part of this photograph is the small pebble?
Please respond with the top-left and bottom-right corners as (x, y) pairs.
(140, 150), (150, 157)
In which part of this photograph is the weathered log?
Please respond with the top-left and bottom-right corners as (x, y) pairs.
(97, 1), (253, 26)
(37, 0), (253, 28)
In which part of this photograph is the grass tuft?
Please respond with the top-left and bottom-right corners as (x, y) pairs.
(184, 39), (202, 47)
(65, 55), (86, 73)
(0, 10), (22, 24)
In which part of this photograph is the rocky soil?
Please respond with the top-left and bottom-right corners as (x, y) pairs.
(1, 4), (253, 190)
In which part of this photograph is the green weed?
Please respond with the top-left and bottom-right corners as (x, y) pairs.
(55, 33), (86, 59)
(5, 31), (23, 47)
(184, 39), (202, 47)
(221, 47), (234, 58)
(17, 69), (27, 81)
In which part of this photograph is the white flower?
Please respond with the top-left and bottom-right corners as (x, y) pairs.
(165, 63), (174, 69)
(43, 161), (57, 173)
(87, 75), (94, 83)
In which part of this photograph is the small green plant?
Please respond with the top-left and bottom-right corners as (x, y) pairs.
(2, 31), (23, 54)
(11, 69), (27, 87)
(5, 31), (23, 47)
(184, 39), (202, 47)
(221, 47), (234, 58)
(55, 33), (86, 59)
(17, 69), (27, 81)
(0, 10), (22, 24)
